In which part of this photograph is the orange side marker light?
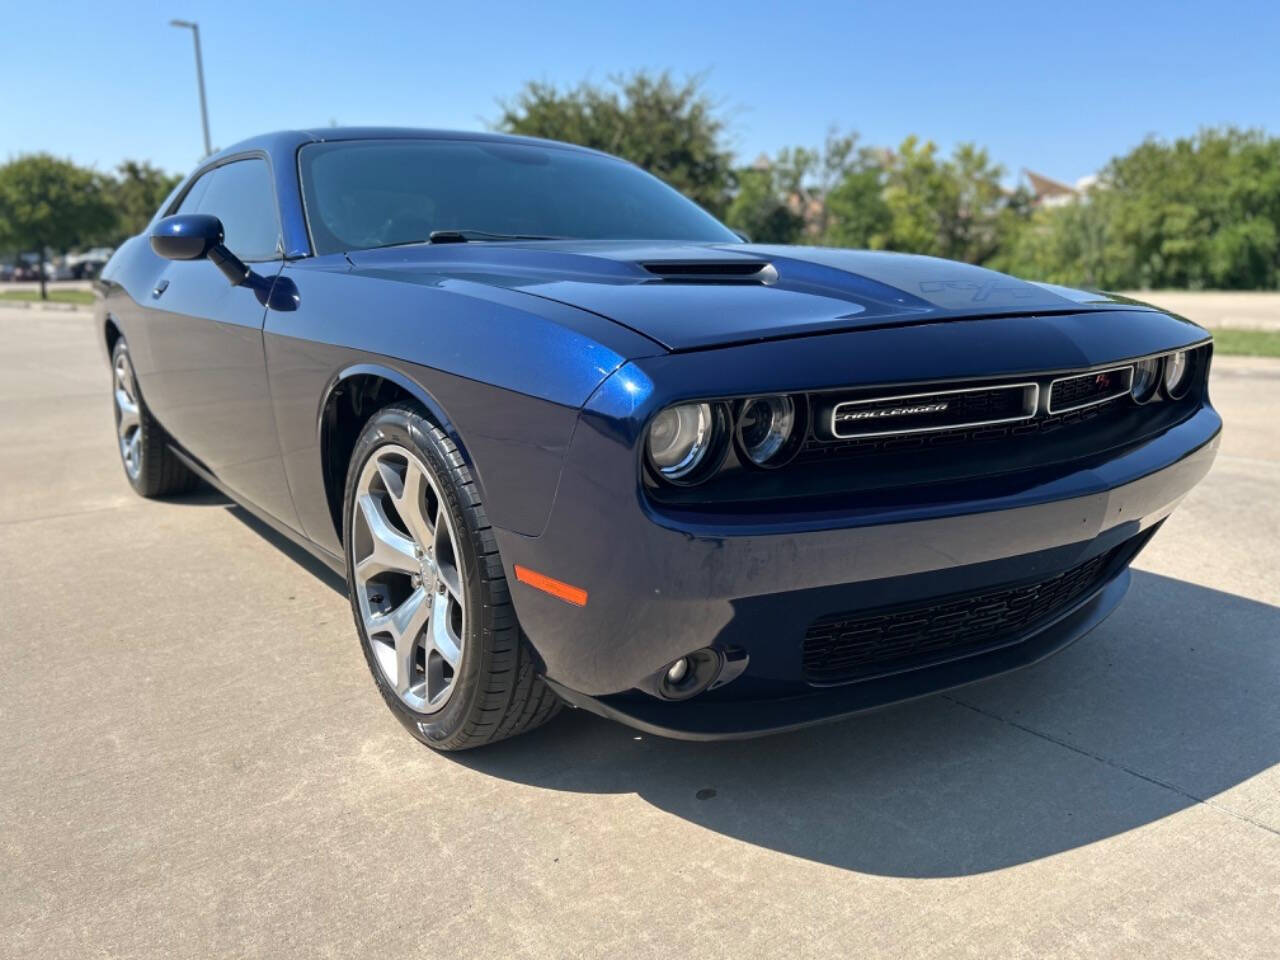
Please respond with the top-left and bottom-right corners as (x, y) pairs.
(513, 565), (588, 607)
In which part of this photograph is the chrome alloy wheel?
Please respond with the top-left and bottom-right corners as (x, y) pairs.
(113, 351), (142, 480)
(351, 444), (467, 714)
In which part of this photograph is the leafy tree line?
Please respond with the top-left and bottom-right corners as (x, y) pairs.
(997, 129), (1280, 289)
(500, 72), (1280, 290)
(498, 72), (733, 217)
(3, 72), (1275, 297)
(0, 155), (179, 297)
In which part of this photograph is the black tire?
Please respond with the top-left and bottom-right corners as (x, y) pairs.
(111, 338), (200, 498)
(343, 403), (561, 750)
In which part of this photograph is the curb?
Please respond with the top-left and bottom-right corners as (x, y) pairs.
(1, 299), (92, 315)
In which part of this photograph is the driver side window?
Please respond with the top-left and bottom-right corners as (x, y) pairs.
(180, 158), (282, 261)
(174, 171), (211, 215)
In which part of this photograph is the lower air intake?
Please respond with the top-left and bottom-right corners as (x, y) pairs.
(801, 543), (1128, 685)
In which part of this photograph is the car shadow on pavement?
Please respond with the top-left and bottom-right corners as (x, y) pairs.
(164, 486), (236, 508)
(454, 571), (1280, 877)
(223, 502), (349, 593)
(163, 480), (348, 591)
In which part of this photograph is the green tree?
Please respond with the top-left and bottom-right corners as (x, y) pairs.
(821, 155), (891, 249)
(771, 130), (862, 241)
(0, 153), (115, 298)
(994, 194), (1114, 287)
(998, 128), (1280, 290)
(1101, 128), (1280, 289)
(497, 71), (733, 217)
(879, 137), (1014, 264)
(725, 165), (805, 243)
(107, 160), (182, 245)
(878, 137), (943, 254)
(727, 130), (888, 247)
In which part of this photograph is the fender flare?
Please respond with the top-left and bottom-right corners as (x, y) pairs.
(316, 360), (486, 500)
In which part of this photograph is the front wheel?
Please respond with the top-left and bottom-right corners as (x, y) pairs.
(343, 403), (561, 750)
(110, 338), (198, 498)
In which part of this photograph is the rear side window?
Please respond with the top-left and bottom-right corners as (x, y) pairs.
(194, 158), (282, 261)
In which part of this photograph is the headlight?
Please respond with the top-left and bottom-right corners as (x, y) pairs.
(1131, 357), (1161, 403)
(646, 402), (724, 483)
(736, 394), (805, 468)
(1163, 350), (1192, 398)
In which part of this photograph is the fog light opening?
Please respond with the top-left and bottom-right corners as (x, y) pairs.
(657, 648), (721, 700)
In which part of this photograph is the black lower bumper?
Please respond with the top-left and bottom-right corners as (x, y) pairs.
(545, 566), (1132, 741)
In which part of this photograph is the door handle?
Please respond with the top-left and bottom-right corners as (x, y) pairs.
(152, 279), (169, 299)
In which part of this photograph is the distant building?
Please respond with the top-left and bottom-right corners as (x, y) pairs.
(1022, 169), (1099, 208)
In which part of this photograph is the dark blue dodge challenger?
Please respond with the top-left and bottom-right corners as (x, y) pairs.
(97, 128), (1220, 749)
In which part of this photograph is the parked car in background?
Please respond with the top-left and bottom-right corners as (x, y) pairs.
(96, 128), (1219, 751)
(76, 247), (115, 279)
(53, 247), (115, 280)
(12, 255), (56, 282)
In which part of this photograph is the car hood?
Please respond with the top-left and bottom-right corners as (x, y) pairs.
(344, 241), (1159, 352)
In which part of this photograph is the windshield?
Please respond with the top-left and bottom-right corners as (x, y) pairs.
(299, 139), (740, 255)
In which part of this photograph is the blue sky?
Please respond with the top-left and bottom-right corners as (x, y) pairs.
(4, 0), (1277, 185)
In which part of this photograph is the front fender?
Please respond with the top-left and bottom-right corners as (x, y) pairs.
(265, 258), (660, 550)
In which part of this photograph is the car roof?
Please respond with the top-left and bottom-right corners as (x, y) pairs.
(208, 127), (612, 165)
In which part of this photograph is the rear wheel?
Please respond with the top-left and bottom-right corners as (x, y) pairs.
(111, 338), (199, 497)
(343, 403), (561, 750)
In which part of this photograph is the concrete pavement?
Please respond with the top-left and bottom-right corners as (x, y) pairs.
(1116, 291), (1280, 331)
(1, 306), (1277, 959)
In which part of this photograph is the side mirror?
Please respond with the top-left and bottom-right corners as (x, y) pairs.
(150, 214), (224, 261)
(149, 214), (248, 286)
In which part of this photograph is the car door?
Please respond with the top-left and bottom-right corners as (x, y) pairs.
(137, 156), (300, 528)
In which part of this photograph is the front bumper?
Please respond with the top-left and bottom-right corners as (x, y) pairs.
(545, 567), (1133, 740)
(493, 392), (1220, 738)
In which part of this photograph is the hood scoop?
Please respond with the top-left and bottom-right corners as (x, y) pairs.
(640, 260), (778, 285)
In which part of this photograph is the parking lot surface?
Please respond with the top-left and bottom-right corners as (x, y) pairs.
(2, 306), (1277, 959)
(1116, 291), (1280, 331)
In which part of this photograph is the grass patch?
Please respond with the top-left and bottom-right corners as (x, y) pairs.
(1211, 328), (1280, 358)
(0, 288), (96, 306)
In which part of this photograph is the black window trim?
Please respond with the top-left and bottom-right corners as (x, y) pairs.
(164, 149), (285, 263)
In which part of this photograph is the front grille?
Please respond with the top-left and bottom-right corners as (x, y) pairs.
(1048, 366), (1132, 413)
(797, 395), (1124, 464)
(828, 383), (1035, 439)
(645, 350), (1207, 512)
(801, 546), (1121, 685)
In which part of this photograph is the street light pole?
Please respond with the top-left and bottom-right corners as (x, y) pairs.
(169, 19), (212, 158)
